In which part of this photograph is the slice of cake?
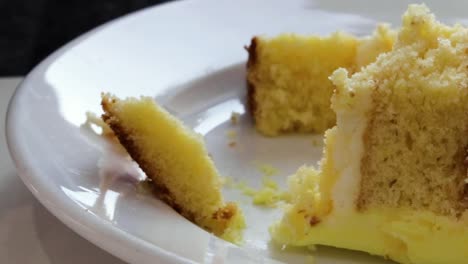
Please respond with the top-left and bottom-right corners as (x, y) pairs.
(271, 4), (468, 264)
(101, 94), (245, 243)
(246, 25), (395, 136)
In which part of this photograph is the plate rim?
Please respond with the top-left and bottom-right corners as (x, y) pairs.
(5, 1), (198, 263)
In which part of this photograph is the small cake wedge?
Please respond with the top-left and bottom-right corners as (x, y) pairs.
(271, 4), (468, 264)
(246, 25), (395, 136)
(101, 94), (245, 243)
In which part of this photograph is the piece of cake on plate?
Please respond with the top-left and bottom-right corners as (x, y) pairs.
(101, 94), (245, 243)
(246, 24), (395, 136)
(271, 4), (468, 264)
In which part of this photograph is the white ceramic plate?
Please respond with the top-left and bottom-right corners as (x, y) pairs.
(6, 0), (468, 263)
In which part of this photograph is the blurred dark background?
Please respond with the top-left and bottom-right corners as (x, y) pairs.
(1, 0), (173, 76)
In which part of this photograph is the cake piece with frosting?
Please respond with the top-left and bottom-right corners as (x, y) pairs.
(271, 4), (468, 263)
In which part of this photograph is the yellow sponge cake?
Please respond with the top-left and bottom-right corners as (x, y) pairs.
(271, 4), (468, 264)
(101, 94), (245, 243)
(247, 25), (395, 136)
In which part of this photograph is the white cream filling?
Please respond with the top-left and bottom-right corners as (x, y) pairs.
(329, 70), (374, 214)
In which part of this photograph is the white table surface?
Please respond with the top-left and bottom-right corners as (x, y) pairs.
(0, 77), (127, 264)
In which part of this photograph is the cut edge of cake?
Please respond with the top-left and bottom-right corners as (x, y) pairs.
(101, 93), (245, 244)
(246, 25), (396, 137)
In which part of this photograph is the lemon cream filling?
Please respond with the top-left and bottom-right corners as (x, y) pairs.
(272, 204), (468, 264)
(272, 126), (468, 263)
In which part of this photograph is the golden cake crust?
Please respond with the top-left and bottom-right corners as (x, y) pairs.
(246, 37), (259, 120)
(102, 96), (196, 220)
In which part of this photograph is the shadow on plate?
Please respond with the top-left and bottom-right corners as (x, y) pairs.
(164, 62), (247, 118)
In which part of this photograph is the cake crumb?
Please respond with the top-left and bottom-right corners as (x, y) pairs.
(236, 181), (257, 196)
(226, 130), (237, 139)
(255, 162), (279, 177)
(262, 175), (278, 189)
(226, 130), (237, 148)
(231, 175), (288, 207)
(252, 186), (280, 207)
(226, 169), (288, 207)
(230, 112), (240, 125)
